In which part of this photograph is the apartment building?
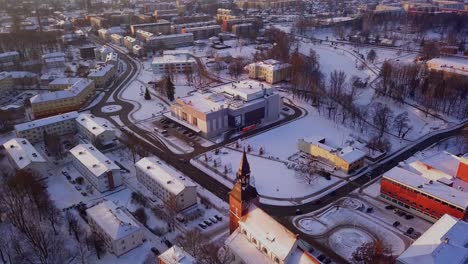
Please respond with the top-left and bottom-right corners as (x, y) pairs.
(0, 71), (13, 96)
(181, 25), (221, 40)
(169, 80), (281, 138)
(14, 111), (79, 143)
(110, 34), (123, 45)
(86, 200), (144, 256)
(171, 21), (216, 33)
(70, 144), (122, 192)
(106, 52), (119, 65)
(3, 138), (46, 171)
(76, 113), (116, 147)
(159, 246), (196, 264)
(135, 157), (197, 211)
(151, 50), (196, 74)
(132, 45), (144, 57)
(98, 27), (126, 41)
(42, 52), (66, 68)
(48, 78), (83, 91)
(123, 36), (138, 50)
(0, 51), (20, 65)
(30, 78), (95, 119)
(234, 0), (298, 9)
(130, 20), (171, 35)
(222, 17), (262, 32)
(135, 29), (155, 42)
(248, 59), (291, 84)
(87, 64), (116, 88)
(216, 8), (236, 22)
(10, 71), (38, 90)
(94, 46), (114, 61)
(146, 33), (194, 50)
(297, 136), (366, 173)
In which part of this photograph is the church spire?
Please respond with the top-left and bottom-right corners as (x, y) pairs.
(237, 149), (251, 187)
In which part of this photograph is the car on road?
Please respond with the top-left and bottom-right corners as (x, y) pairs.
(393, 221), (400, 227)
(151, 247), (160, 255)
(198, 223), (207, 229)
(164, 240), (173, 248)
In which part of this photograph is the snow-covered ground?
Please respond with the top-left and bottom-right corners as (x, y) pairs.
(293, 197), (410, 261)
(192, 147), (343, 204)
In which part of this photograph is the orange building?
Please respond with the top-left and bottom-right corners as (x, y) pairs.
(379, 154), (468, 223)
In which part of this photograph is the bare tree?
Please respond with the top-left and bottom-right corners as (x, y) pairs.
(393, 111), (412, 138)
(352, 239), (395, 264)
(367, 49), (377, 63)
(372, 103), (394, 139)
(176, 229), (207, 258)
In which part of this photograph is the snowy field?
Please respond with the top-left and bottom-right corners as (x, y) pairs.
(192, 147), (343, 204)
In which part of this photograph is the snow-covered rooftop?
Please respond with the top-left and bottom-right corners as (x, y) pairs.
(49, 77), (82, 86)
(88, 64), (115, 78)
(14, 111), (79, 132)
(42, 52), (65, 59)
(220, 80), (273, 102)
(30, 78), (94, 103)
(147, 33), (193, 41)
(383, 167), (468, 208)
(151, 52), (195, 65)
(397, 214), (468, 264)
(3, 138), (46, 169)
(86, 200), (142, 240)
(0, 71), (11, 80)
(158, 246), (196, 264)
(427, 57), (468, 76)
(225, 230), (274, 263)
(0, 51), (19, 58)
(239, 205), (298, 261)
(338, 146), (366, 163)
(76, 113), (114, 137)
(135, 157), (195, 196)
(69, 144), (119, 177)
(250, 59), (291, 71)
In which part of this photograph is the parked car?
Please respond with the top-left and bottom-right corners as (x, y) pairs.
(214, 215), (223, 221)
(295, 209), (302, 215)
(385, 205), (395, 210)
(151, 247), (160, 255)
(323, 258), (332, 264)
(317, 255), (326, 261)
(366, 207), (373, 213)
(209, 217), (218, 224)
(75, 186), (82, 191)
(198, 223), (207, 229)
(405, 215), (414, 220)
(406, 227), (414, 234)
(204, 220), (212, 226)
(164, 240), (173, 248)
(398, 211), (406, 217)
(393, 221), (400, 227)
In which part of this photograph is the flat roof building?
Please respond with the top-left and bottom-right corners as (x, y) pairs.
(135, 157), (197, 211)
(130, 20), (171, 35)
(151, 50), (196, 74)
(14, 111), (79, 143)
(3, 138), (46, 171)
(86, 200), (144, 256)
(159, 246), (196, 264)
(169, 80), (281, 138)
(70, 144), (122, 192)
(146, 33), (194, 50)
(181, 25), (221, 40)
(380, 152), (468, 222)
(30, 78), (95, 119)
(298, 136), (366, 173)
(248, 59), (291, 84)
(87, 64), (116, 88)
(397, 214), (468, 264)
(76, 113), (116, 147)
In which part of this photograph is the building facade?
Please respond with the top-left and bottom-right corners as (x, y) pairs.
(0, 71), (13, 96)
(3, 138), (46, 171)
(70, 144), (122, 193)
(14, 111), (79, 143)
(30, 78), (95, 119)
(169, 80), (281, 138)
(87, 64), (116, 88)
(181, 25), (221, 40)
(86, 200), (145, 256)
(146, 33), (194, 50)
(151, 50), (196, 74)
(130, 20), (171, 35)
(298, 136), (366, 173)
(76, 113), (116, 147)
(135, 157), (197, 212)
(248, 59), (291, 84)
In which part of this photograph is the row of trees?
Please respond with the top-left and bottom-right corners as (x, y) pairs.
(0, 170), (105, 264)
(378, 61), (468, 119)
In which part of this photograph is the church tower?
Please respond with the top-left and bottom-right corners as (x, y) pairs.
(229, 150), (258, 234)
